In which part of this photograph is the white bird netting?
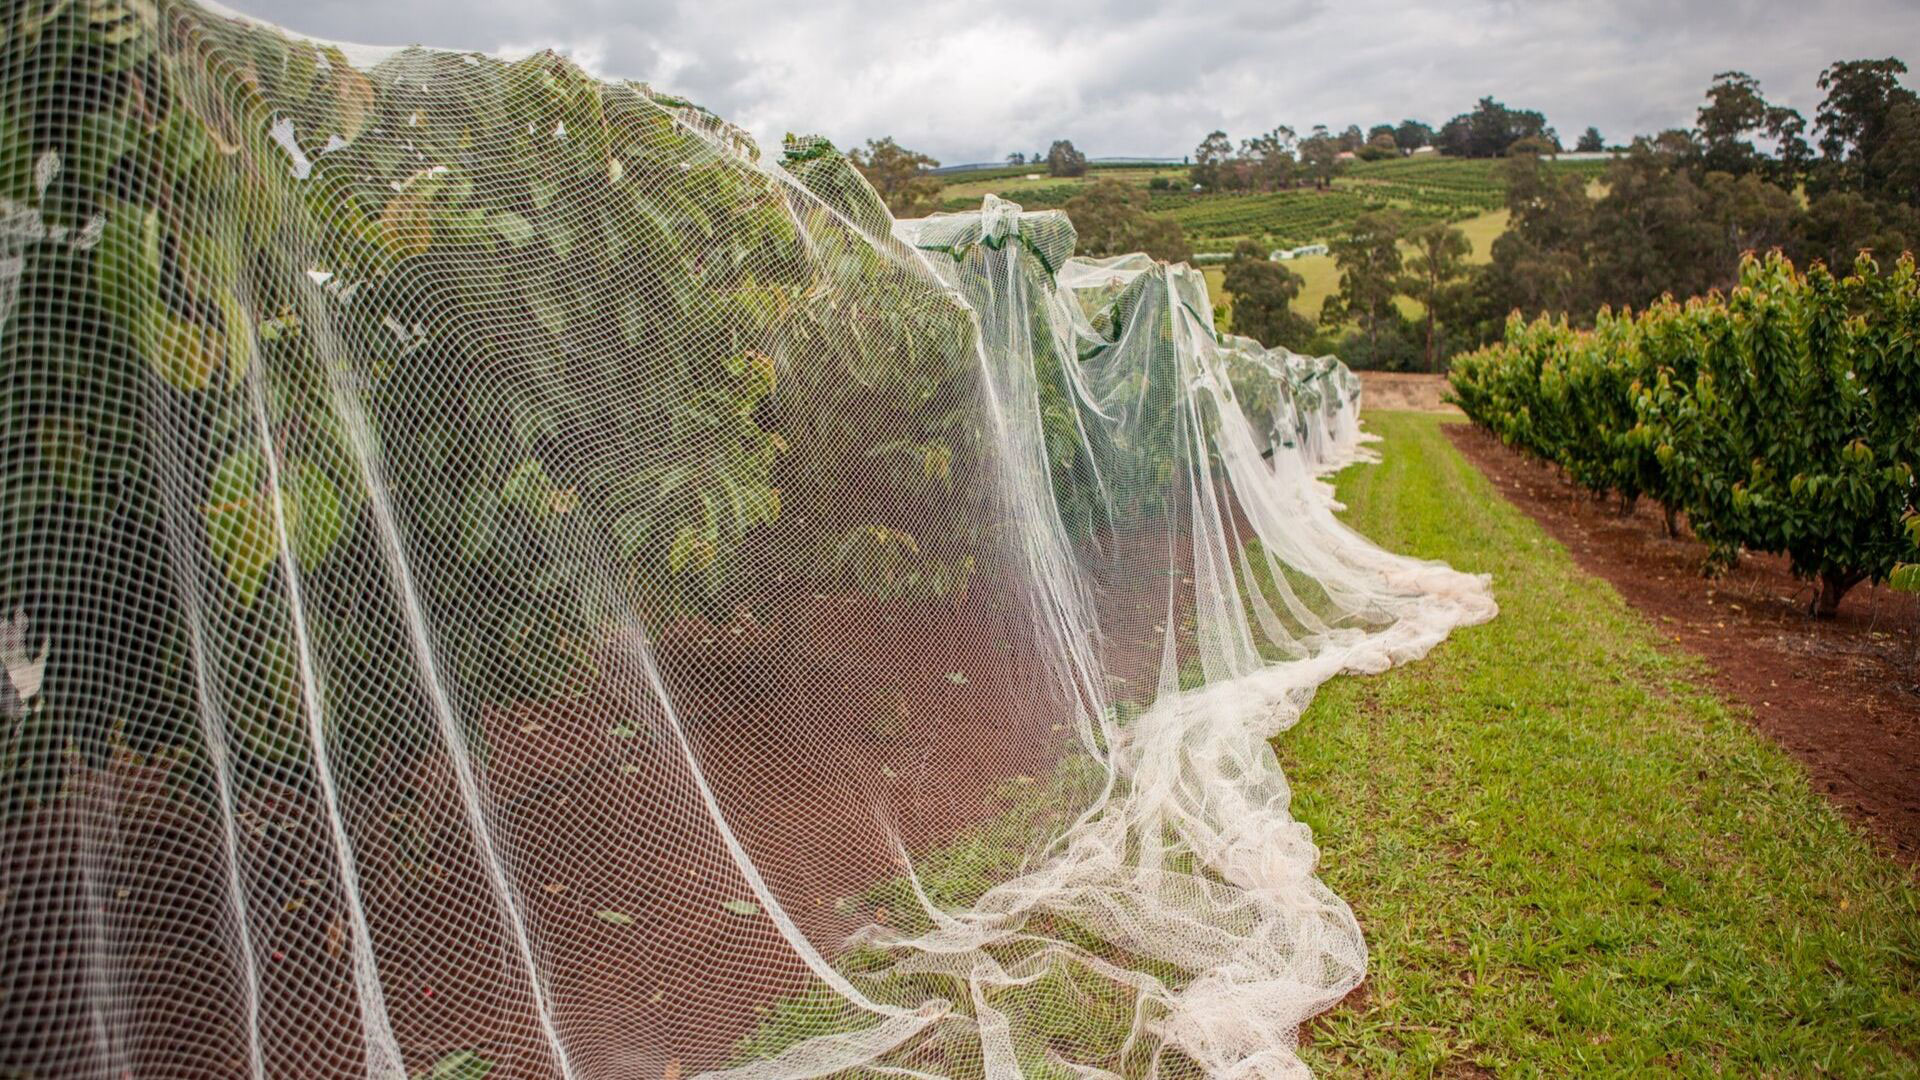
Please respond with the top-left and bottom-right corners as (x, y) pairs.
(0, 4), (1494, 1077)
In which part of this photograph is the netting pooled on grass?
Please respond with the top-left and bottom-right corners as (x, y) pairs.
(0, 4), (1494, 1077)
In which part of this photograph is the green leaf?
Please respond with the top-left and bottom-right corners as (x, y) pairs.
(285, 463), (348, 571)
(457, 487), (497, 564)
(37, 418), (94, 500)
(721, 900), (760, 917)
(527, 279), (570, 337)
(218, 291), (256, 384)
(96, 203), (160, 343)
(205, 451), (276, 605)
(70, 110), (141, 188)
(413, 1050), (495, 1080)
(595, 909), (635, 926)
(487, 210), (535, 248)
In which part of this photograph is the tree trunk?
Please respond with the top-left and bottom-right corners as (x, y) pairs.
(1425, 308), (1437, 372)
(1619, 492), (1638, 516)
(1811, 570), (1866, 618)
(1661, 503), (1679, 538)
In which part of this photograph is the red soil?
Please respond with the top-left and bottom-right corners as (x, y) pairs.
(1, 586), (1079, 1078)
(1447, 424), (1920, 863)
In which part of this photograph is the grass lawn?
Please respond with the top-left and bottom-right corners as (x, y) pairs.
(1286, 411), (1920, 1076)
(1456, 207), (1509, 266)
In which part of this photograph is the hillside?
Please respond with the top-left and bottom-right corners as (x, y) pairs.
(931, 156), (1607, 254)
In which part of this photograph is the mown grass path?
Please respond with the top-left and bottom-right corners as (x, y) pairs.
(1289, 411), (1920, 1076)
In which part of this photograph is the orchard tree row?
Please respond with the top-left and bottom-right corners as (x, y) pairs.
(1448, 253), (1920, 616)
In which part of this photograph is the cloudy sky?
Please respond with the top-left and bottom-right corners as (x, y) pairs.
(233, 0), (1920, 165)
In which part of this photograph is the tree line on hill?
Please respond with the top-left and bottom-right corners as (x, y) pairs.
(1229, 58), (1920, 370)
(1185, 98), (1586, 195)
(841, 57), (1917, 373)
(845, 137), (1095, 218)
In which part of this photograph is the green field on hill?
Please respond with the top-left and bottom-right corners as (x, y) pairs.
(933, 156), (1603, 255)
(935, 156), (1594, 329)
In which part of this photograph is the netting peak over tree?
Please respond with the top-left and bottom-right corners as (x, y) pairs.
(1, 3), (1494, 1077)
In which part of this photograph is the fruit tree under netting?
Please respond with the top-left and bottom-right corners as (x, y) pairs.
(0, 3), (1495, 1077)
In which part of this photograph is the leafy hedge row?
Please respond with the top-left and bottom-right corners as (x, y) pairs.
(1449, 252), (1920, 615)
(1, 0), (985, 783)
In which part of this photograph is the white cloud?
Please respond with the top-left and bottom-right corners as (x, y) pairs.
(229, 0), (1920, 163)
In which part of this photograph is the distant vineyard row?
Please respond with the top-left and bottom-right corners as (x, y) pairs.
(1159, 190), (1459, 250)
(1163, 158), (1610, 250)
(926, 155), (1614, 252)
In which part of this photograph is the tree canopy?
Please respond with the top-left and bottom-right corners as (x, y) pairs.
(1436, 97), (1559, 158)
(1223, 241), (1314, 351)
(1062, 179), (1191, 263)
(1047, 139), (1089, 177)
(848, 137), (941, 215)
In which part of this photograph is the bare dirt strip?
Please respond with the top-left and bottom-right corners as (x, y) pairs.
(1446, 423), (1920, 864)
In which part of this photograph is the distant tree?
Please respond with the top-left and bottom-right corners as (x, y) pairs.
(1298, 125), (1341, 188)
(1767, 106), (1816, 190)
(1062, 178), (1192, 262)
(1007, 151), (1027, 165)
(1239, 126), (1298, 191)
(1437, 97), (1558, 157)
(1224, 240), (1314, 349)
(848, 137), (942, 215)
(1398, 223), (1472, 370)
(1358, 132), (1401, 161)
(1702, 171), (1804, 254)
(1367, 123), (1398, 144)
(1813, 58), (1919, 201)
(1324, 210), (1406, 356)
(1697, 71), (1775, 175)
(1878, 98), (1920, 203)
(1338, 124), (1366, 152)
(1798, 189), (1920, 265)
(1585, 146), (1798, 310)
(1393, 119), (1433, 152)
(1506, 133), (1558, 158)
(1646, 128), (1705, 163)
(1046, 139), (1089, 177)
(1191, 130), (1233, 190)
(1576, 126), (1605, 152)
(1476, 154), (1595, 322)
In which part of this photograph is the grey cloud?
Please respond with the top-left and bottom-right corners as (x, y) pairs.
(229, 0), (1919, 163)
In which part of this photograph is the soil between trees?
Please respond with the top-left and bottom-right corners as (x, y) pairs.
(1446, 423), (1920, 862)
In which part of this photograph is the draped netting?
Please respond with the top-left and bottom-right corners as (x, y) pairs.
(0, 4), (1495, 1078)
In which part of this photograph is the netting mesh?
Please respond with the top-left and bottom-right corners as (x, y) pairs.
(0, 4), (1494, 1077)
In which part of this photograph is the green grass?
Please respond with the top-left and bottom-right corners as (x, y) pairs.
(1287, 411), (1920, 1076)
(1288, 252), (1341, 321)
